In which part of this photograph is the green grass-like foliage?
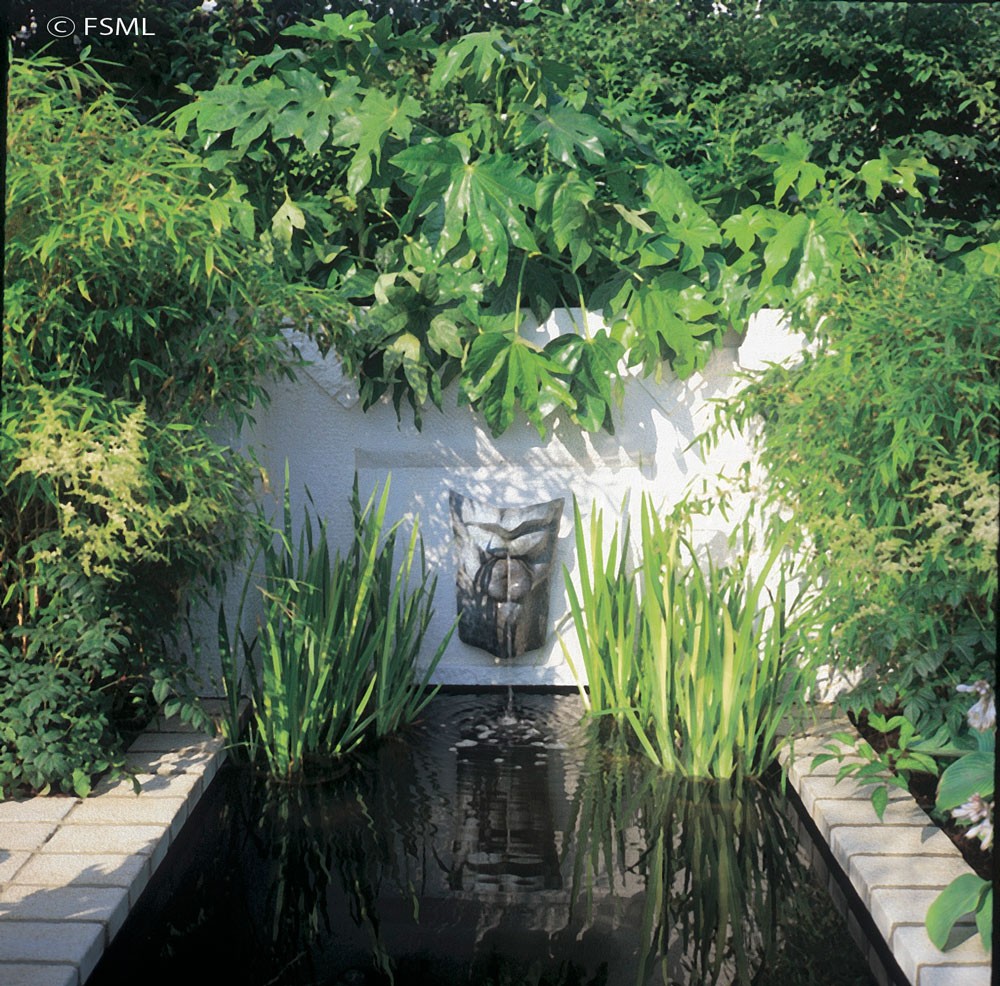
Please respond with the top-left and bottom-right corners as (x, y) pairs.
(564, 496), (815, 779)
(219, 473), (449, 778)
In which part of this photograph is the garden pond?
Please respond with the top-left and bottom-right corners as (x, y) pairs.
(90, 692), (882, 986)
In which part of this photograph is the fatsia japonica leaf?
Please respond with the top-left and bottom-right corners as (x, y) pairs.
(330, 88), (422, 195)
(520, 102), (613, 167)
(758, 209), (853, 310)
(269, 69), (351, 155)
(721, 206), (775, 254)
(462, 331), (575, 436)
(755, 134), (827, 206)
(392, 139), (538, 285)
(534, 171), (599, 270)
(642, 166), (721, 272)
(429, 32), (510, 93)
(626, 271), (721, 378)
(544, 330), (625, 433)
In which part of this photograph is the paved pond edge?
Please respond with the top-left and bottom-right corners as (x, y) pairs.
(0, 704), (228, 986)
(780, 711), (992, 986)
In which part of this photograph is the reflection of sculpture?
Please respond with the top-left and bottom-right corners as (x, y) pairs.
(449, 491), (563, 658)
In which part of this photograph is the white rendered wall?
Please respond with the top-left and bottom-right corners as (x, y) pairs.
(192, 307), (802, 689)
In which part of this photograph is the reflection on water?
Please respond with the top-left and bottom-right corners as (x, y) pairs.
(90, 694), (875, 986)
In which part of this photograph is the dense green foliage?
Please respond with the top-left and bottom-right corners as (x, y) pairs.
(564, 496), (817, 779)
(219, 475), (448, 778)
(520, 1), (1000, 232)
(716, 251), (998, 733)
(173, 11), (935, 437)
(1, 57), (342, 797)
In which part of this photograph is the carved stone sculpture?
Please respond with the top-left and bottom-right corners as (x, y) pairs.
(449, 491), (564, 659)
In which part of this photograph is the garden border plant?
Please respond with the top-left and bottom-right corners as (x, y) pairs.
(701, 246), (997, 955)
(218, 471), (451, 779)
(2, 53), (343, 798)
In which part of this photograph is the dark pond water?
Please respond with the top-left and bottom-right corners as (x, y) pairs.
(91, 693), (879, 986)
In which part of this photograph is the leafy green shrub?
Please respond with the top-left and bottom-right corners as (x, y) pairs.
(0, 656), (123, 798)
(518, 0), (1000, 233)
(2, 55), (343, 797)
(174, 13), (932, 437)
(219, 474), (448, 778)
(718, 250), (998, 730)
(564, 496), (817, 779)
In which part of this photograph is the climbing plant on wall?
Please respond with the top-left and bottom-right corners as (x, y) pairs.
(176, 12), (937, 437)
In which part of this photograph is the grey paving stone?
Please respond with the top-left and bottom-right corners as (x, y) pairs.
(0, 800), (78, 825)
(12, 853), (149, 894)
(65, 796), (188, 839)
(918, 964), (994, 986)
(830, 824), (959, 870)
(0, 853), (31, 884)
(868, 888), (974, 945)
(123, 746), (218, 777)
(127, 732), (219, 754)
(788, 752), (850, 785)
(797, 773), (910, 815)
(0, 963), (78, 986)
(0, 824), (60, 853)
(0, 884), (130, 938)
(892, 924), (991, 986)
(0, 920), (104, 980)
(90, 770), (202, 800)
(848, 853), (975, 908)
(812, 796), (932, 839)
(42, 825), (168, 858)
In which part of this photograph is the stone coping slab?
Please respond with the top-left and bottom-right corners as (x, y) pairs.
(0, 705), (228, 986)
(781, 709), (992, 986)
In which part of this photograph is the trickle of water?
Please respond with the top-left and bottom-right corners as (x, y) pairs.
(498, 685), (518, 727)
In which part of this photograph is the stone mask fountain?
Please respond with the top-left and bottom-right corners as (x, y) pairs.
(449, 491), (563, 659)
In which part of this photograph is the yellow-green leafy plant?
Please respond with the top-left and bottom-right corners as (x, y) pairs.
(219, 473), (449, 778)
(2, 54), (342, 797)
(564, 495), (817, 779)
(712, 251), (998, 734)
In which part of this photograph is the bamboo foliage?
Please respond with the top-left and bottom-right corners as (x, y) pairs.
(563, 495), (816, 779)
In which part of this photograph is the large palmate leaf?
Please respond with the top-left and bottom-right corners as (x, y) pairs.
(392, 138), (538, 285)
(755, 133), (827, 206)
(521, 102), (613, 167)
(462, 330), (575, 436)
(429, 32), (511, 93)
(534, 171), (599, 270)
(269, 69), (357, 156)
(757, 208), (853, 309)
(330, 87), (421, 195)
(544, 329), (626, 433)
(643, 166), (721, 272)
(626, 271), (721, 378)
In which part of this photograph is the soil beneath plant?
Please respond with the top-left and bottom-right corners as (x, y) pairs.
(849, 708), (993, 881)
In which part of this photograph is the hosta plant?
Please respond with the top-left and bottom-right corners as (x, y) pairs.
(927, 681), (994, 953)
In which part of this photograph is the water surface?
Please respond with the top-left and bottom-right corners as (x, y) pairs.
(92, 693), (877, 986)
